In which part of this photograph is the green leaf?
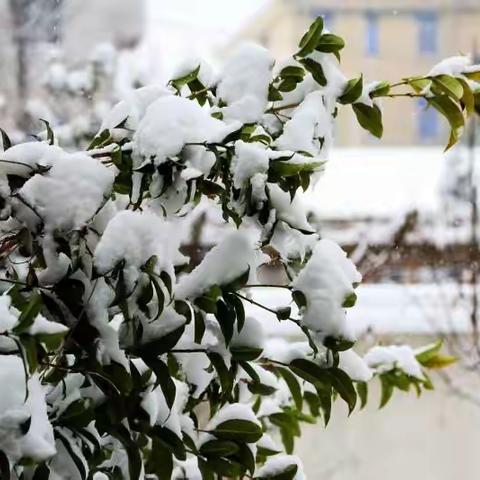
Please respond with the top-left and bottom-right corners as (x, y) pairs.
(268, 85), (283, 102)
(159, 271), (172, 297)
(323, 336), (355, 352)
(106, 425), (143, 480)
(0, 451), (10, 480)
(408, 77), (431, 93)
(269, 160), (323, 179)
(276, 306), (291, 320)
(357, 382), (368, 409)
(318, 385), (332, 425)
(142, 356), (176, 409)
(278, 78), (300, 92)
(213, 419), (263, 443)
(304, 391), (320, 417)
(215, 299), (235, 345)
(200, 440), (240, 457)
(290, 360), (356, 413)
(315, 33), (345, 54)
(369, 81), (391, 98)
(202, 457), (243, 478)
(208, 352), (233, 396)
(232, 442), (256, 475)
(194, 309), (206, 344)
(421, 354), (456, 369)
(428, 95), (465, 151)
(415, 339), (443, 364)
(342, 291), (357, 308)
(296, 17), (324, 57)
(87, 129), (110, 150)
(289, 359), (330, 387)
(338, 75), (363, 104)
(278, 367), (302, 410)
(146, 437), (173, 479)
(458, 78), (475, 114)
(137, 280), (153, 318)
(19, 335), (38, 374)
(151, 426), (186, 461)
(352, 103), (383, 138)
(327, 367), (357, 414)
(195, 296), (218, 314)
(148, 274), (165, 320)
(432, 75), (464, 100)
(277, 66), (305, 92)
(379, 375), (394, 408)
(39, 118), (55, 145)
(230, 346), (263, 361)
(464, 70), (480, 81)
(58, 399), (95, 429)
(279, 66), (305, 79)
(0, 128), (12, 151)
(199, 179), (225, 197)
(240, 360), (261, 384)
(299, 58), (326, 86)
(429, 95), (464, 130)
(32, 463), (50, 480)
(255, 463), (298, 480)
(292, 290), (307, 309)
(103, 361), (133, 395)
(170, 65), (200, 91)
(137, 325), (185, 356)
(223, 267), (250, 292)
(14, 292), (42, 334)
(232, 295), (245, 332)
(248, 381), (277, 396)
(56, 430), (87, 480)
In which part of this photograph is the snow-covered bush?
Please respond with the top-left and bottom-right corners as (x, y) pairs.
(0, 17), (477, 479)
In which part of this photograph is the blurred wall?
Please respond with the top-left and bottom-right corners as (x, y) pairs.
(298, 364), (480, 479)
(62, 0), (145, 62)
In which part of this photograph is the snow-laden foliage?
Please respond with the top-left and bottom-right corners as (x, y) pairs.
(0, 17), (476, 480)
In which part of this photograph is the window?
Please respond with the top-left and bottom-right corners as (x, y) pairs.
(309, 9), (334, 31)
(365, 12), (379, 56)
(417, 98), (438, 142)
(417, 11), (438, 54)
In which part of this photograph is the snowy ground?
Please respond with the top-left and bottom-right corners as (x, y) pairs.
(249, 282), (475, 338)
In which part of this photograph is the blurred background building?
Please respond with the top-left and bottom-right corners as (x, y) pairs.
(238, 0), (480, 146)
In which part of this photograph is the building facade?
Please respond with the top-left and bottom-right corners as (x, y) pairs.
(238, 0), (480, 146)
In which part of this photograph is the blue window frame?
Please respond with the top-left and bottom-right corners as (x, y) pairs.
(417, 12), (438, 54)
(417, 98), (438, 141)
(365, 12), (379, 56)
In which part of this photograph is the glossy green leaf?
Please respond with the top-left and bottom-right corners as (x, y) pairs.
(338, 76), (363, 104)
(200, 440), (240, 457)
(213, 419), (263, 443)
(299, 58), (326, 86)
(315, 33), (345, 54)
(432, 75), (464, 100)
(352, 103), (383, 138)
(357, 382), (368, 409)
(296, 17), (324, 57)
